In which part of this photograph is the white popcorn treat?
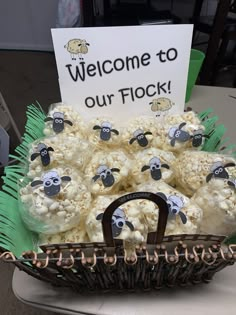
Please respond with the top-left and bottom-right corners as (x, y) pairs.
(130, 147), (176, 186)
(121, 116), (158, 153)
(153, 111), (206, 153)
(84, 150), (131, 195)
(173, 150), (236, 196)
(43, 103), (86, 138)
(88, 118), (121, 149)
(192, 178), (236, 236)
(136, 181), (203, 235)
(39, 223), (89, 245)
(86, 195), (148, 244)
(27, 136), (91, 178)
(19, 168), (91, 234)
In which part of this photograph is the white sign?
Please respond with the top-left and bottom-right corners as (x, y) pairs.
(51, 25), (193, 124)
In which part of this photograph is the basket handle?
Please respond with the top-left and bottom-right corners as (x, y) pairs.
(102, 192), (169, 247)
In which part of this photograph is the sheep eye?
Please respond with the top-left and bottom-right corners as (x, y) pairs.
(219, 168), (223, 173)
(41, 150), (47, 156)
(106, 170), (112, 175)
(59, 119), (63, 124)
(175, 131), (181, 138)
(44, 180), (52, 187)
(172, 207), (179, 214)
(215, 170), (219, 175)
(167, 201), (172, 210)
(101, 173), (106, 179)
(53, 178), (60, 184)
(116, 219), (124, 228)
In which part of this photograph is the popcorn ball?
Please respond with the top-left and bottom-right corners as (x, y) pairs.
(39, 223), (89, 245)
(87, 117), (121, 149)
(84, 150), (131, 195)
(19, 167), (91, 234)
(153, 111), (206, 153)
(28, 136), (91, 178)
(43, 103), (86, 138)
(121, 116), (158, 153)
(192, 178), (236, 236)
(136, 181), (203, 235)
(130, 147), (176, 186)
(173, 150), (236, 196)
(86, 195), (148, 244)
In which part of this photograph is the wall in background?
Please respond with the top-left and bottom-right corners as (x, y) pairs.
(0, 0), (217, 51)
(0, 0), (58, 51)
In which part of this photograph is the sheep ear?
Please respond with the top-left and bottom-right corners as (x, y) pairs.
(227, 180), (235, 187)
(30, 153), (40, 161)
(93, 125), (102, 130)
(92, 174), (100, 182)
(111, 168), (120, 173)
(206, 173), (213, 183)
(156, 192), (167, 201)
(125, 221), (134, 231)
(144, 131), (152, 136)
(111, 129), (119, 135)
(47, 147), (54, 152)
(96, 213), (103, 221)
(129, 137), (137, 145)
(179, 211), (187, 224)
(204, 134), (210, 139)
(86, 43), (90, 46)
(78, 44), (82, 46)
(141, 165), (150, 172)
(61, 176), (71, 182)
(44, 117), (53, 122)
(161, 164), (169, 169)
(179, 122), (186, 130)
(224, 162), (236, 168)
(170, 138), (176, 147)
(149, 102), (153, 105)
(64, 120), (73, 126)
(31, 180), (43, 187)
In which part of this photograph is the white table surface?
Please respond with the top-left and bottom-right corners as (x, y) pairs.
(12, 85), (236, 314)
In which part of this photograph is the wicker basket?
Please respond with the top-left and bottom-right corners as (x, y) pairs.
(1, 191), (236, 293)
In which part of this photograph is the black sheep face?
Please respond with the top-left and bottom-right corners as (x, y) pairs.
(141, 157), (170, 181)
(168, 122), (190, 147)
(156, 192), (187, 224)
(92, 165), (120, 188)
(96, 207), (134, 237)
(129, 129), (152, 147)
(44, 112), (73, 134)
(206, 162), (236, 182)
(31, 170), (71, 197)
(93, 121), (119, 141)
(191, 129), (209, 147)
(30, 143), (54, 167)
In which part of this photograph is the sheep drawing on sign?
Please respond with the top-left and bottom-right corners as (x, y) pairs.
(141, 157), (169, 180)
(93, 121), (119, 141)
(30, 143), (54, 166)
(31, 170), (71, 197)
(156, 192), (187, 224)
(149, 97), (173, 117)
(129, 129), (152, 147)
(92, 165), (120, 188)
(206, 161), (236, 182)
(96, 207), (134, 237)
(44, 112), (73, 133)
(64, 39), (90, 60)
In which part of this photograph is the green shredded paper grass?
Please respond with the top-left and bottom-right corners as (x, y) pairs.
(0, 105), (235, 258)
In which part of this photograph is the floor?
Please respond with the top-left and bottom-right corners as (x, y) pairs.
(0, 49), (235, 314)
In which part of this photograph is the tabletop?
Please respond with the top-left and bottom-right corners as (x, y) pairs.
(12, 85), (236, 315)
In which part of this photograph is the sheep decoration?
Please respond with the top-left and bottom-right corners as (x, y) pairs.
(64, 39), (90, 60)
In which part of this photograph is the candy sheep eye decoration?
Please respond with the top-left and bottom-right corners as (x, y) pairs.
(31, 170), (71, 197)
(30, 143), (54, 167)
(206, 161), (236, 183)
(227, 177), (236, 189)
(141, 156), (170, 180)
(92, 165), (120, 188)
(156, 192), (187, 224)
(44, 112), (73, 133)
(93, 121), (119, 141)
(96, 207), (134, 237)
(168, 122), (191, 147)
(190, 129), (209, 147)
(129, 129), (152, 147)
